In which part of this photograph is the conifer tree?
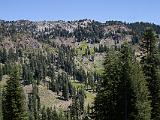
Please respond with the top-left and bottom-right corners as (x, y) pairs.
(52, 106), (59, 120)
(2, 65), (28, 120)
(70, 88), (81, 120)
(2, 48), (7, 64)
(41, 106), (47, 120)
(130, 62), (151, 120)
(0, 65), (3, 81)
(0, 85), (3, 120)
(28, 81), (41, 120)
(93, 45), (151, 120)
(140, 28), (160, 120)
(33, 82), (40, 120)
(46, 107), (52, 120)
(78, 88), (85, 114)
(120, 44), (151, 120)
(28, 93), (35, 120)
(93, 49), (122, 120)
(62, 79), (69, 101)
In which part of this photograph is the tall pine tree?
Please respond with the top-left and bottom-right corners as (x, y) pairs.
(2, 65), (28, 120)
(0, 64), (3, 81)
(0, 85), (3, 120)
(93, 45), (151, 120)
(140, 28), (160, 120)
(93, 49), (122, 120)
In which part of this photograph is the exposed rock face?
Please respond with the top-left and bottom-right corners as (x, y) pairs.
(1, 19), (160, 50)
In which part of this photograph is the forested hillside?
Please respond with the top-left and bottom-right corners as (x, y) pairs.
(0, 19), (160, 120)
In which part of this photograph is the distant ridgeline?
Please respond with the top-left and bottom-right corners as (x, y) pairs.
(0, 19), (160, 45)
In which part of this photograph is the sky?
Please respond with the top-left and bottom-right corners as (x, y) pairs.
(0, 0), (159, 24)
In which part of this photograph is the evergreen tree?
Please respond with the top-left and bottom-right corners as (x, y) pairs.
(33, 82), (40, 120)
(0, 85), (3, 120)
(70, 89), (81, 120)
(2, 65), (28, 120)
(93, 50), (122, 120)
(28, 93), (35, 120)
(78, 88), (85, 114)
(140, 28), (160, 120)
(28, 82), (41, 120)
(130, 62), (151, 120)
(46, 107), (52, 120)
(1, 48), (7, 64)
(93, 45), (151, 120)
(52, 107), (59, 120)
(120, 44), (151, 120)
(0, 65), (3, 81)
(62, 79), (69, 101)
(8, 48), (16, 62)
(41, 106), (47, 120)
(68, 82), (73, 97)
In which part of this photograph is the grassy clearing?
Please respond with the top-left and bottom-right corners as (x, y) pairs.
(93, 54), (104, 74)
(76, 41), (96, 56)
(70, 80), (96, 106)
(42, 43), (57, 53)
(71, 80), (85, 89)
(85, 91), (96, 106)
(38, 85), (72, 110)
(76, 41), (88, 56)
(90, 47), (95, 55)
(94, 61), (104, 74)
(38, 81), (96, 110)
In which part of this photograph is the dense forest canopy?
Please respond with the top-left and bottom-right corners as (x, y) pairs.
(0, 19), (160, 120)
